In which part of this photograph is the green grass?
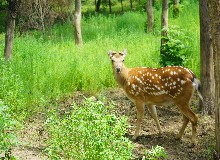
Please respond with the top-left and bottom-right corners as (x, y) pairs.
(0, 1), (200, 159)
(0, 1), (200, 117)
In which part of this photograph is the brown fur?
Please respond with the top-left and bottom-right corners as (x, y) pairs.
(108, 49), (203, 147)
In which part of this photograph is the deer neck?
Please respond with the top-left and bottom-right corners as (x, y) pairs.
(113, 65), (130, 88)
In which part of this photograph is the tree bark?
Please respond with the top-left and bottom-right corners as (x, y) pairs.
(160, 0), (168, 49)
(199, 0), (215, 115)
(207, 0), (220, 157)
(146, 0), (154, 32)
(4, 0), (19, 61)
(74, 0), (82, 46)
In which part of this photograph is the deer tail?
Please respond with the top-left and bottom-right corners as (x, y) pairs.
(192, 78), (203, 102)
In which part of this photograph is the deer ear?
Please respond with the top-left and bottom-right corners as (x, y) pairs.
(108, 51), (113, 57)
(123, 49), (127, 56)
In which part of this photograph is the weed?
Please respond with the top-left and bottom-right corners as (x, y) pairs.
(142, 145), (169, 160)
(0, 100), (20, 159)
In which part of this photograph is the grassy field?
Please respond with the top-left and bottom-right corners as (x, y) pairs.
(0, 1), (199, 116)
(0, 1), (201, 158)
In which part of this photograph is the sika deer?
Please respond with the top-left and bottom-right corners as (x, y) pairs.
(108, 49), (203, 147)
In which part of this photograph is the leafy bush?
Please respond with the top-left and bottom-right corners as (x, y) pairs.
(160, 25), (192, 66)
(45, 97), (133, 160)
(142, 145), (168, 160)
(0, 99), (20, 159)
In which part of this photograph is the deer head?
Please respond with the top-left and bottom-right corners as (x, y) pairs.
(108, 49), (127, 74)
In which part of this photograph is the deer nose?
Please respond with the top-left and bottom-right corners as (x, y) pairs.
(116, 67), (121, 73)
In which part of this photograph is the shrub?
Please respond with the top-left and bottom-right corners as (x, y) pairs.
(142, 145), (168, 160)
(160, 25), (192, 66)
(45, 97), (133, 160)
(0, 99), (20, 159)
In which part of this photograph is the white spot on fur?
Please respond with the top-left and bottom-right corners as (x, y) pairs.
(181, 80), (186, 85)
(132, 84), (136, 90)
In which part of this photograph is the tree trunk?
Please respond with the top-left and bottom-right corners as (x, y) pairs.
(146, 0), (154, 32)
(109, 0), (112, 13)
(160, 0), (168, 49)
(199, 0), (215, 115)
(95, 0), (101, 12)
(130, 0), (133, 9)
(74, 0), (82, 46)
(207, 0), (220, 157)
(121, 0), (123, 12)
(173, 0), (179, 17)
(4, 0), (18, 61)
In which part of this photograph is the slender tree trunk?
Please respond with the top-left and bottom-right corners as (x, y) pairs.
(95, 0), (101, 12)
(74, 0), (82, 46)
(4, 0), (18, 61)
(173, 0), (179, 17)
(207, 0), (220, 157)
(160, 0), (168, 49)
(130, 0), (133, 9)
(146, 0), (154, 32)
(121, 0), (123, 12)
(109, 0), (112, 13)
(199, 0), (215, 115)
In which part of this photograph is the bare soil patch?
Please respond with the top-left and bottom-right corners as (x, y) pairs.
(11, 89), (216, 160)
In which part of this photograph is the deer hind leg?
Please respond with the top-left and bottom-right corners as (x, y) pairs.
(132, 101), (145, 140)
(176, 115), (189, 140)
(177, 104), (198, 146)
(147, 105), (162, 134)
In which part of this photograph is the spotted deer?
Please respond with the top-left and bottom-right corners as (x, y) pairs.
(108, 49), (203, 146)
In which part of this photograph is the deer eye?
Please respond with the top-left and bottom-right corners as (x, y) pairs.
(111, 60), (115, 63)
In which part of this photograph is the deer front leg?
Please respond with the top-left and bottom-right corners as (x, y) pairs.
(132, 101), (145, 140)
(148, 105), (162, 134)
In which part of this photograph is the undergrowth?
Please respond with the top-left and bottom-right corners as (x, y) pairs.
(45, 97), (133, 159)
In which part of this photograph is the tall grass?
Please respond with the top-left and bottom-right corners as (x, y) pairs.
(0, 2), (200, 116)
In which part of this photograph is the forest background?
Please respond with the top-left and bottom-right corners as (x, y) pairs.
(1, 0), (213, 159)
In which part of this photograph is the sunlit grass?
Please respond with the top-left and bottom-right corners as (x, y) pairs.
(0, 2), (200, 116)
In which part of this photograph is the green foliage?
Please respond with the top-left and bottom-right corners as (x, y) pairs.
(45, 97), (133, 160)
(0, 2), (200, 117)
(0, 58), (26, 118)
(204, 144), (216, 160)
(142, 145), (169, 160)
(0, 12), (160, 116)
(160, 25), (192, 67)
(0, 100), (20, 157)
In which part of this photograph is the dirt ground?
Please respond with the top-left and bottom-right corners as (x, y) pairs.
(10, 88), (217, 160)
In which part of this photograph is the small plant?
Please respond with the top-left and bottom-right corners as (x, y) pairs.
(0, 99), (20, 159)
(45, 97), (133, 159)
(142, 145), (169, 160)
(160, 25), (192, 67)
